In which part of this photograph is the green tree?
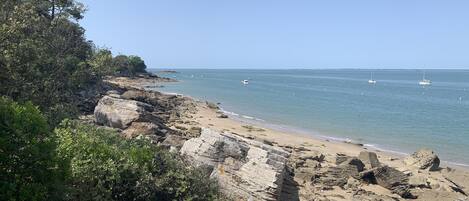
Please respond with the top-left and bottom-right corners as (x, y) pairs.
(128, 55), (147, 74)
(55, 120), (219, 201)
(0, 97), (65, 201)
(0, 0), (96, 125)
(89, 48), (115, 76)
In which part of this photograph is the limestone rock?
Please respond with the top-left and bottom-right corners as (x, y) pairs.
(358, 151), (380, 169)
(404, 148), (440, 171)
(94, 95), (153, 129)
(180, 128), (289, 201)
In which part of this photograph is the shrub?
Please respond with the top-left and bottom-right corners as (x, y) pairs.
(55, 120), (219, 201)
(0, 97), (65, 201)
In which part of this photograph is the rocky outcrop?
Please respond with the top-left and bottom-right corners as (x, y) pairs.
(317, 157), (365, 188)
(358, 151), (380, 169)
(180, 128), (290, 201)
(94, 95), (153, 129)
(404, 148), (440, 171)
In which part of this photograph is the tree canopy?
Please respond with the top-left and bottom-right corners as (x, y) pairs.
(0, 0), (147, 126)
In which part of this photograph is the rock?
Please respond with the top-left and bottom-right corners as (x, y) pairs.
(408, 175), (429, 188)
(339, 157), (365, 172)
(299, 151), (325, 162)
(106, 90), (120, 95)
(217, 114), (228, 118)
(294, 167), (318, 184)
(335, 153), (352, 165)
(94, 95), (153, 129)
(187, 126), (202, 137)
(404, 148), (440, 171)
(122, 122), (163, 139)
(180, 128), (289, 201)
(358, 151), (380, 169)
(318, 165), (360, 188)
(206, 101), (219, 109)
(352, 189), (398, 201)
(361, 166), (413, 198)
(161, 134), (186, 151)
(317, 158), (364, 188)
(444, 177), (467, 196)
(344, 177), (361, 190)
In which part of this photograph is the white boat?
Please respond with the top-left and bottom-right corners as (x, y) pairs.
(368, 72), (377, 84)
(419, 72), (431, 86)
(241, 79), (249, 85)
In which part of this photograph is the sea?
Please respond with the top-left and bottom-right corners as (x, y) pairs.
(148, 69), (469, 166)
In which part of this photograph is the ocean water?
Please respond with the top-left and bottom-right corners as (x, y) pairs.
(149, 69), (469, 166)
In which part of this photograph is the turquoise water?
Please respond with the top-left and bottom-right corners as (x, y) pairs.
(150, 69), (469, 166)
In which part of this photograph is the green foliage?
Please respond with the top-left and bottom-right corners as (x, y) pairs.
(128, 55), (147, 74)
(89, 48), (115, 76)
(55, 120), (219, 201)
(0, 1), (147, 125)
(111, 54), (147, 76)
(0, 97), (65, 201)
(0, 0), (95, 126)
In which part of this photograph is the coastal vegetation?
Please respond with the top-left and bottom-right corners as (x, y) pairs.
(0, 1), (218, 200)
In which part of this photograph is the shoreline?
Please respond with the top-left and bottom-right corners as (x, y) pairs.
(105, 76), (469, 200)
(156, 88), (469, 170)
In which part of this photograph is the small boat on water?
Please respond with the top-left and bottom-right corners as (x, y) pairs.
(419, 72), (431, 86)
(368, 72), (377, 84)
(241, 79), (249, 85)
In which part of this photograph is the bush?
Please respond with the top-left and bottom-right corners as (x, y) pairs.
(0, 97), (65, 201)
(55, 120), (219, 201)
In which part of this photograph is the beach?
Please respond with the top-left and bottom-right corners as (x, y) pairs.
(157, 69), (469, 166)
(106, 75), (469, 200)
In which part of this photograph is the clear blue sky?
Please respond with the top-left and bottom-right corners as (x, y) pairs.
(80, 0), (469, 69)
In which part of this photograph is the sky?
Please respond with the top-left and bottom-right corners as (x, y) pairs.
(80, 0), (469, 69)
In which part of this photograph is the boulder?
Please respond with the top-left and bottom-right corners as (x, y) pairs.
(94, 95), (153, 129)
(340, 157), (365, 172)
(404, 148), (440, 171)
(360, 166), (413, 198)
(318, 165), (360, 188)
(335, 153), (352, 165)
(358, 151), (380, 169)
(180, 128), (290, 201)
(217, 114), (228, 118)
(206, 101), (219, 109)
(317, 158), (365, 188)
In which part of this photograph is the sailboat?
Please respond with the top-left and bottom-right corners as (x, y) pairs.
(368, 72), (377, 84)
(419, 72), (431, 86)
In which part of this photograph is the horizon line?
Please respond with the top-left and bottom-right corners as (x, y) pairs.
(147, 67), (469, 70)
